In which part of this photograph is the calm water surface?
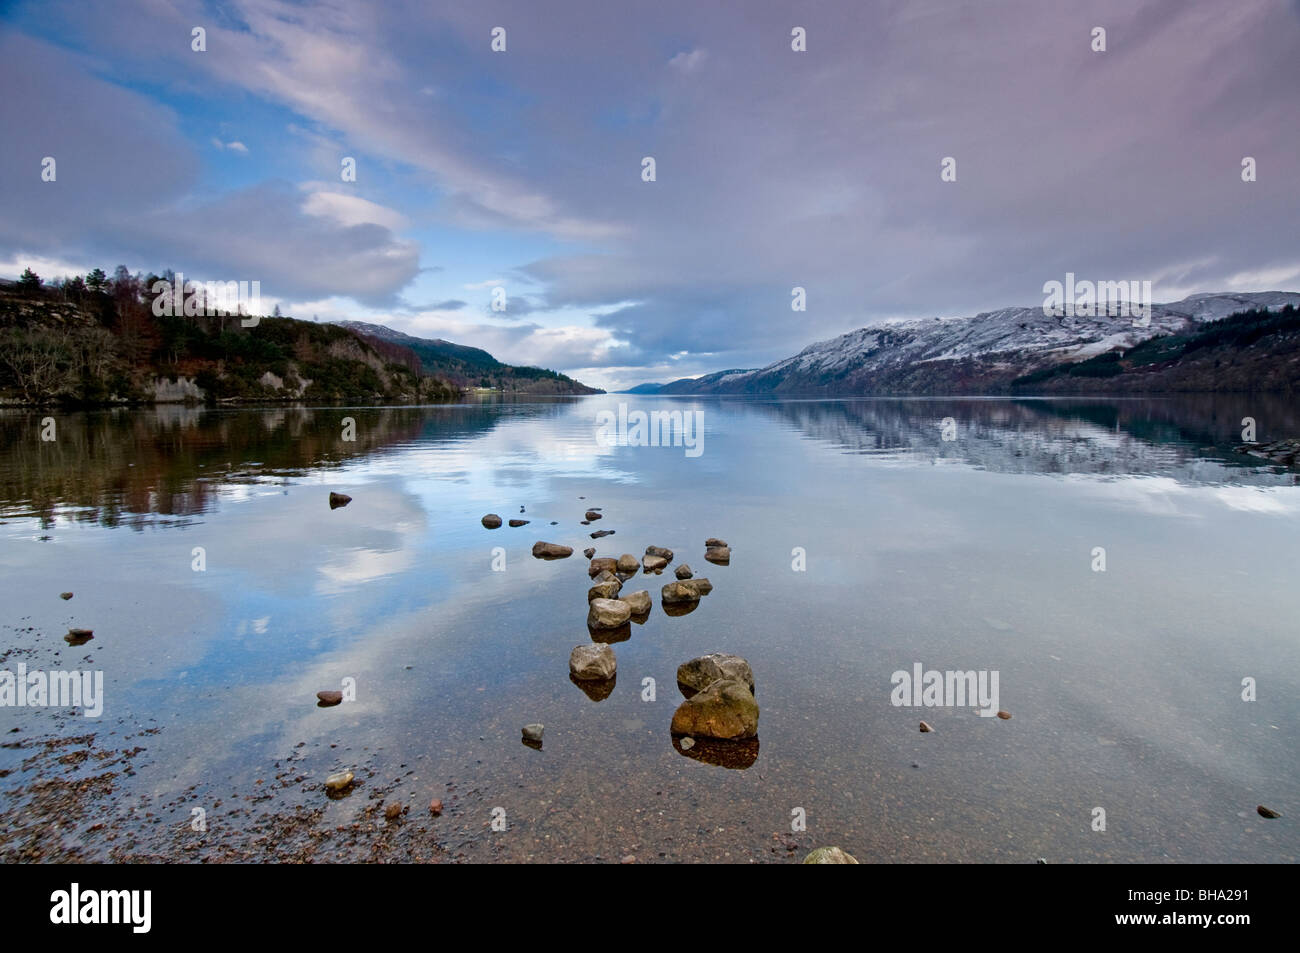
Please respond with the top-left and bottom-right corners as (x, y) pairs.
(1, 395), (1296, 862)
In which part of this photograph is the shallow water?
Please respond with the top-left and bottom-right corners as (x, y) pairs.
(0, 395), (1297, 862)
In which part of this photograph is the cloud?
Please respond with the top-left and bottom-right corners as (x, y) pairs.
(668, 48), (707, 74)
(212, 138), (249, 154)
(7, 0), (1300, 380)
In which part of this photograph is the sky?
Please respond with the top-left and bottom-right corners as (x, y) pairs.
(2, 0), (1298, 392)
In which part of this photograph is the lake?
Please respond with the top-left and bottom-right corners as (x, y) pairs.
(1, 394), (1296, 862)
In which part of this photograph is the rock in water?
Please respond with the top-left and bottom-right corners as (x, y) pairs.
(481, 513), (503, 529)
(590, 529), (615, 539)
(645, 545), (674, 561)
(429, 798), (444, 816)
(589, 557), (618, 577)
(583, 547), (596, 559)
(919, 721), (934, 733)
(674, 564), (693, 579)
(59, 592), (73, 600)
(662, 579), (711, 604)
(803, 847), (859, 864)
(996, 710), (1011, 720)
(623, 590), (652, 616)
(384, 802), (403, 820)
(705, 538), (727, 548)
(570, 644), (617, 681)
(677, 653), (755, 695)
(588, 598), (632, 629)
(661, 581), (703, 605)
(585, 510), (603, 521)
(616, 553), (640, 574)
(509, 519), (529, 527)
(329, 492), (352, 509)
(522, 724), (544, 743)
(64, 629), (93, 645)
(1257, 805), (1282, 819)
(704, 545), (731, 564)
(316, 690), (343, 706)
(588, 575), (623, 601)
(531, 541), (573, 558)
(325, 770), (354, 792)
(642, 555), (668, 573)
(670, 678), (759, 740)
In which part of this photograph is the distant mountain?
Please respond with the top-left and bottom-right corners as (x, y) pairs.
(336, 321), (603, 395)
(658, 292), (1300, 395)
(619, 382), (666, 394)
(658, 369), (759, 394)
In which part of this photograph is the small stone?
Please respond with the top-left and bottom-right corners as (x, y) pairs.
(384, 802), (403, 820)
(996, 710), (1011, 720)
(642, 555), (668, 573)
(522, 724), (544, 743)
(316, 690), (343, 706)
(531, 541), (573, 558)
(919, 721), (933, 733)
(589, 557), (618, 576)
(64, 628), (93, 645)
(586, 510), (603, 521)
(1036, 858), (1047, 864)
(623, 590), (651, 615)
(329, 492), (352, 509)
(583, 547), (596, 559)
(674, 564), (693, 579)
(677, 653), (753, 695)
(325, 770), (354, 792)
(616, 553), (640, 573)
(704, 545), (730, 564)
(803, 846), (859, 864)
(588, 576), (623, 601)
(1257, 805), (1282, 819)
(429, 798), (444, 816)
(481, 513), (502, 529)
(509, 519), (529, 527)
(670, 678), (759, 740)
(680, 737), (695, 750)
(59, 592), (73, 600)
(705, 538), (727, 548)
(590, 529), (615, 538)
(645, 545), (674, 561)
(621, 855), (636, 864)
(570, 643), (617, 681)
(588, 598), (632, 629)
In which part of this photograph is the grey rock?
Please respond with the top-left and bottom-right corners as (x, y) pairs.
(569, 644), (617, 681)
(588, 598), (632, 629)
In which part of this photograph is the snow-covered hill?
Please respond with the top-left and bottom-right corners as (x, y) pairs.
(659, 292), (1300, 395)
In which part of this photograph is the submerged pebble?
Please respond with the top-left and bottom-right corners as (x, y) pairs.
(522, 724), (544, 743)
(59, 592), (73, 600)
(1257, 805), (1282, 819)
(919, 721), (933, 733)
(328, 492), (352, 509)
(325, 770), (354, 792)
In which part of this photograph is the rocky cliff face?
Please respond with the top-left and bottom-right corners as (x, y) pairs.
(659, 292), (1300, 395)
